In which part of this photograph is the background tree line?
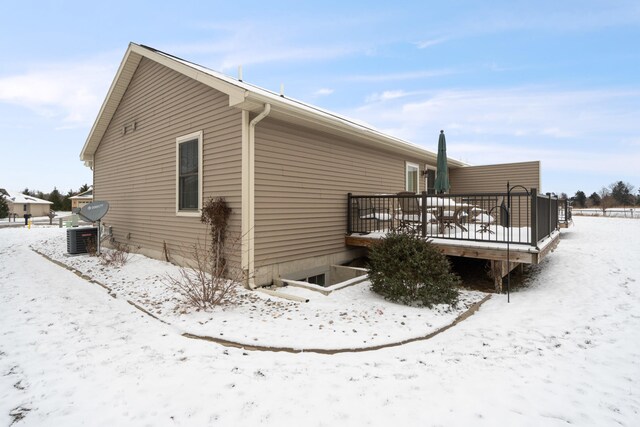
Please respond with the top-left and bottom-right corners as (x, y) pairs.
(0, 192), (8, 218)
(570, 181), (638, 210)
(19, 184), (91, 212)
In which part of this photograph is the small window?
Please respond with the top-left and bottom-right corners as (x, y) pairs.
(406, 162), (419, 193)
(305, 274), (326, 286)
(176, 131), (203, 215)
(23, 204), (27, 212)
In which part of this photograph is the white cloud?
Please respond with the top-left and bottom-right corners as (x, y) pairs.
(415, 37), (448, 49)
(450, 141), (640, 185)
(365, 90), (413, 103)
(221, 45), (355, 72)
(165, 24), (359, 72)
(432, 3), (640, 41)
(349, 86), (640, 180)
(0, 56), (117, 127)
(356, 87), (640, 139)
(345, 69), (455, 83)
(314, 88), (334, 96)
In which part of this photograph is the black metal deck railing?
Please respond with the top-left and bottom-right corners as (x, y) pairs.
(347, 189), (560, 247)
(558, 198), (572, 223)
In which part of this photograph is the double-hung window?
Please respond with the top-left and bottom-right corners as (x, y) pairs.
(176, 131), (203, 215)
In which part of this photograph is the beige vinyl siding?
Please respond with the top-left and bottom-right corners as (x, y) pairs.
(450, 161), (541, 227)
(8, 202), (50, 218)
(449, 161), (540, 194)
(94, 58), (242, 261)
(29, 204), (51, 217)
(254, 118), (427, 266)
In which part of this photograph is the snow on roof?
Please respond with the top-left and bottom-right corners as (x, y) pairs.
(5, 191), (53, 205)
(70, 187), (93, 200)
(70, 194), (93, 200)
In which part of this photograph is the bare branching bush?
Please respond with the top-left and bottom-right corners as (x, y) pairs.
(165, 197), (240, 310)
(99, 242), (131, 267)
(165, 238), (243, 309)
(85, 236), (97, 256)
(162, 240), (171, 262)
(201, 196), (232, 277)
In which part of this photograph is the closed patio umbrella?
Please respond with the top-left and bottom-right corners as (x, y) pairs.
(434, 130), (450, 193)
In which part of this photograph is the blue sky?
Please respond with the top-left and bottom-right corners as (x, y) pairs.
(1, 0), (639, 197)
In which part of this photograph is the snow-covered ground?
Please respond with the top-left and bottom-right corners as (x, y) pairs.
(0, 212), (74, 227)
(30, 229), (485, 350)
(1, 216), (639, 426)
(573, 208), (640, 218)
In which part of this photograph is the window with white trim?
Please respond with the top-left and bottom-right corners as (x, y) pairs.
(176, 131), (203, 215)
(405, 162), (419, 193)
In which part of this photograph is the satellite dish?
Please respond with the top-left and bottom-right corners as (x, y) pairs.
(78, 201), (109, 222)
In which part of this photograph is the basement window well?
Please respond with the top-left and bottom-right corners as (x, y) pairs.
(280, 265), (368, 294)
(304, 274), (326, 286)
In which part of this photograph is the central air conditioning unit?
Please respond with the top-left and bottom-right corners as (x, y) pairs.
(67, 227), (98, 255)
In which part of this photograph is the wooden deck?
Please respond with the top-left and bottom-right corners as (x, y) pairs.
(345, 232), (561, 292)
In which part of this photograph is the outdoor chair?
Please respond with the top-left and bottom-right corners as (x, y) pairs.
(473, 211), (496, 234)
(354, 197), (392, 233)
(396, 191), (422, 233)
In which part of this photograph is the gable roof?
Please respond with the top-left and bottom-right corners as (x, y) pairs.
(5, 191), (53, 205)
(69, 187), (93, 200)
(80, 43), (467, 168)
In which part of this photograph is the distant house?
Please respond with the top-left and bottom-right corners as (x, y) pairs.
(3, 190), (53, 217)
(70, 187), (93, 210)
(80, 43), (556, 290)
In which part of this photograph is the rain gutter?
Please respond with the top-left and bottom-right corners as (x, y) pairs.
(243, 103), (271, 289)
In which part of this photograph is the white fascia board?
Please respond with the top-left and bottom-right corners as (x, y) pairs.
(80, 42), (467, 170)
(80, 44), (141, 162)
(79, 43), (247, 163)
(141, 46), (246, 104)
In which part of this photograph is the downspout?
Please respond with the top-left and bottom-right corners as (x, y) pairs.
(246, 103), (271, 289)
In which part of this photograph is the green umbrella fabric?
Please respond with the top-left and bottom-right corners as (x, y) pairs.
(434, 130), (450, 193)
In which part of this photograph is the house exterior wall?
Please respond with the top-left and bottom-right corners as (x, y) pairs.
(30, 204), (51, 217)
(449, 161), (541, 194)
(93, 58), (243, 263)
(7, 202), (24, 217)
(71, 198), (93, 210)
(87, 49), (547, 287)
(252, 117), (430, 284)
(450, 161), (541, 227)
(8, 202), (50, 217)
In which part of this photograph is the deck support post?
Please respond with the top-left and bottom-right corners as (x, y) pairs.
(492, 260), (521, 293)
(492, 260), (504, 293)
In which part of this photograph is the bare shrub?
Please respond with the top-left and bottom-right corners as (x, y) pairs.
(162, 240), (171, 262)
(85, 236), (97, 256)
(165, 239), (243, 310)
(99, 242), (131, 267)
(201, 196), (232, 277)
(165, 197), (240, 310)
